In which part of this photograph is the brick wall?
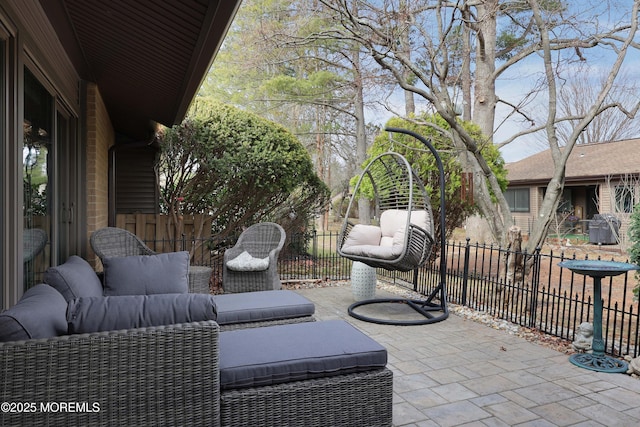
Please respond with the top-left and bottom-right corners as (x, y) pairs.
(85, 83), (114, 265)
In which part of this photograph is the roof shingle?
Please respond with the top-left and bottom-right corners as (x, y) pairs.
(506, 139), (640, 184)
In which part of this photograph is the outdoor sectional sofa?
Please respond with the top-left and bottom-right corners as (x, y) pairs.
(0, 254), (393, 426)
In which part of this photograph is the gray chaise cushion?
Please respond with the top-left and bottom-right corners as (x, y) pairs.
(219, 320), (387, 390)
(0, 284), (68, 342)
(44, 255), (103, 301)
(215, 290), (314, 325)
(67, 293), (217, 334)
(102, 251), (189, 295)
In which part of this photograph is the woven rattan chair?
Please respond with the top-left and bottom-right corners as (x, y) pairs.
(90, 227), (211, 293)
(222, 222), (285, 293)
(90, 227), (156, 259)
(90, 227), (155, 260)
(23, 228), (48, 289)
(23, 228), (48, 263)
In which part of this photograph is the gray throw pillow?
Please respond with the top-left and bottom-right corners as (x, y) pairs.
(226, 251), (270, 272)
(44, 255), (103, 301)
(102, 251), (189, 296)
(0, 284), (68, 342)
(67, 293), (217, 334)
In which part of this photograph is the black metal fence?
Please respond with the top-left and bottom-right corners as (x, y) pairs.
(421, 239), (639, 358)
(151, 231), (640, 358)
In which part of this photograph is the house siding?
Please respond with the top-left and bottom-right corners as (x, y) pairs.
(600, 185), (612, 215)
(114, 146), (158, 215)
(508, 186), (534, 232)
(85, 83), (114, 266)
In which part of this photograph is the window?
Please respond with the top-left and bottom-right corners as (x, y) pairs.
(615, 186), (635, 214)
(504, 188), (530, 212)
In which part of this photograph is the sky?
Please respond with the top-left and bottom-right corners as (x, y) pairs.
(495, 0), (640, 163)
(367, 0), (640, 164)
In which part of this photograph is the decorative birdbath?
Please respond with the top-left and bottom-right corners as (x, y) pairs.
(558, 260), (639, 373)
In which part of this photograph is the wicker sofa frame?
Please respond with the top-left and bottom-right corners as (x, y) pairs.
(0, 321), (392, 427)
(218, 314), (313, 331)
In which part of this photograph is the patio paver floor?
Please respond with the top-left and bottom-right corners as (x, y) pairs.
(293, 284), (640, 427)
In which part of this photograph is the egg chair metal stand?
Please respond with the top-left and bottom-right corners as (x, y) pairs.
(346, 127), (449, 325)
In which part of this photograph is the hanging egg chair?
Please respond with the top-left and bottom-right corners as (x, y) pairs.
(341, 127), (449, 325)
(337, 152), (435, 272)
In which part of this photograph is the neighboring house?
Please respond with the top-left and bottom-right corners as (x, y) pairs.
(505, 138), (640, 240)
(0, 0), (241, 308)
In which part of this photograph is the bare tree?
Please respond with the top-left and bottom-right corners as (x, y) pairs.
(319, 0), (640, 254)
(526, 0), (640, 254)
(600, 173), (640, 248)
(555, 71), (640, 145)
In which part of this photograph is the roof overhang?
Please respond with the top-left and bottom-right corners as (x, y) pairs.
(508, 176), (606, 187)
(41, 0), (241, 140)
(506, 139), (640, 187)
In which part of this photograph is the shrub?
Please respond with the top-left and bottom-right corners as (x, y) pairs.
(157, 98), (330, 241)
(627, 202), (640, 300)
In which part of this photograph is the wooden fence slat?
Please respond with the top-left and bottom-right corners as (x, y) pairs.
(115, 213), (213, 244)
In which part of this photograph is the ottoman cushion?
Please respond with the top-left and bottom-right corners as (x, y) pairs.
(214, 290), (314, 325)
(219, 320), (387, 390)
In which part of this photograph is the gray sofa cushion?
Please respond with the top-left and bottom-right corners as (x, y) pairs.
(44, 255), (103, 301)
(0, 284), (68, 342)
(219, 320), (387, 390)
(102, 251), (189, 296)
(215, 290), (314, 325)
(67, 293), (217, 334)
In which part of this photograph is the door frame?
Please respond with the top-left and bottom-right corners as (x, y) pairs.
(54, 102), (83, 264)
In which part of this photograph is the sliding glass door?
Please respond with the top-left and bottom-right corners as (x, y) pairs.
(22, 68), (81, 288)
(23, 68), (52, 288)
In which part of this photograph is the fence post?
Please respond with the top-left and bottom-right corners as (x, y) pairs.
(461, 238), (471, 306)
(412, 267), (418, 291)
(528, 246), (542, 328)
(312, 229), (318, 280)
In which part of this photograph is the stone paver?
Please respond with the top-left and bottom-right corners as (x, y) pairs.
(529, 402), (588, 426)
(294, 285), (640, 427)
(423, 401), (491, 427)
(483, 401), (539, 425)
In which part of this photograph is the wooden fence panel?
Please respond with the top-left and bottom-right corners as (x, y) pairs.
(115, 214), (212, 256)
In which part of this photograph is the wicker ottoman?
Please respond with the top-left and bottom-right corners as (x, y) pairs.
(218, 320), (393, 427)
